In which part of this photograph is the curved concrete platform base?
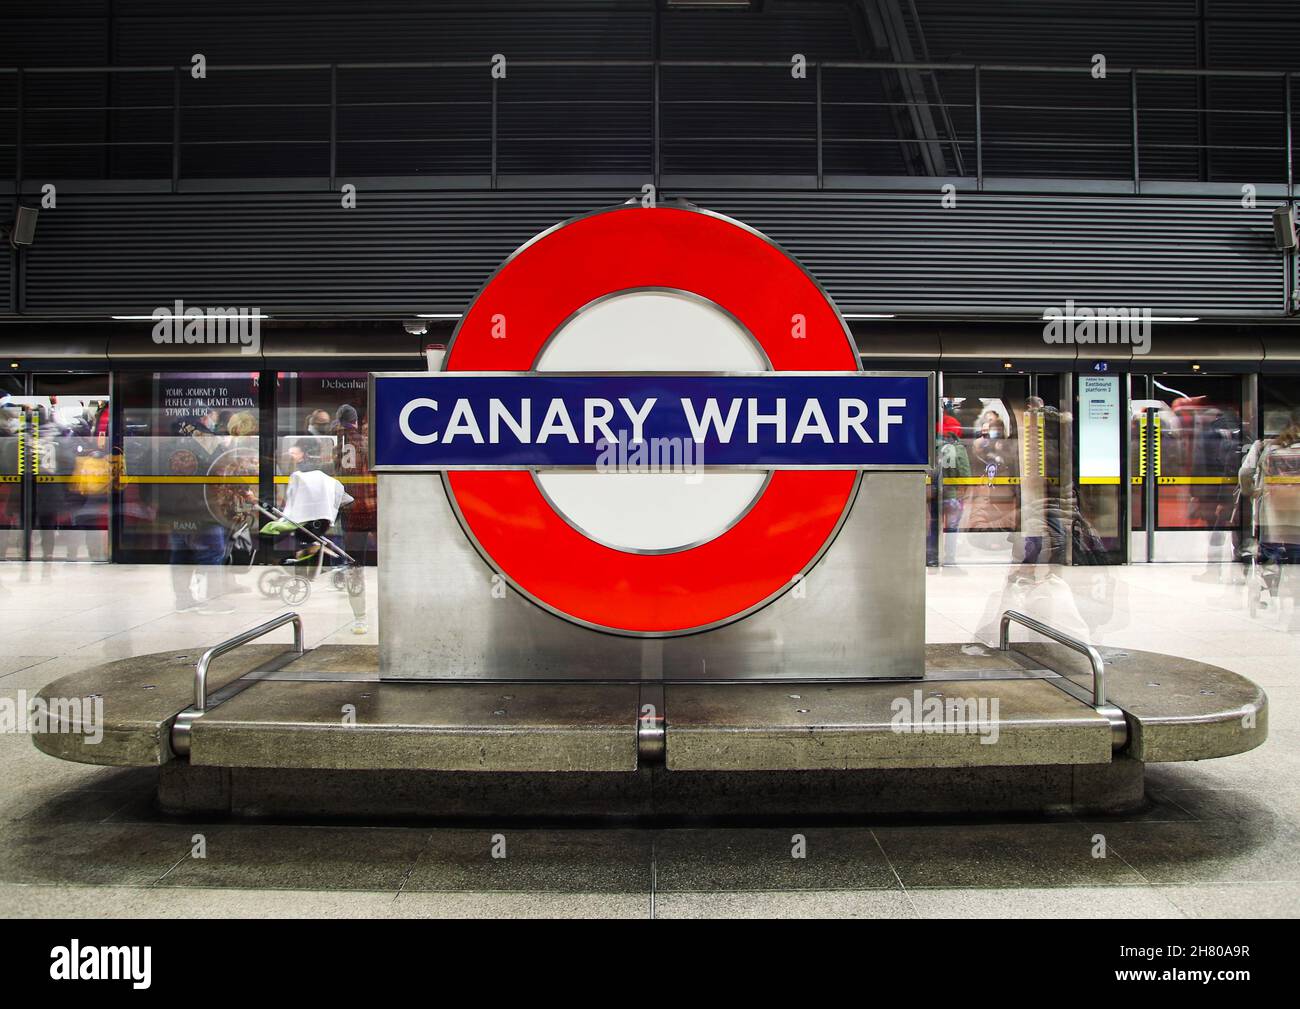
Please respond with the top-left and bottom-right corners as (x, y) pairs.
(29, 641), (1265, 818)
(158, 758), (1148, 820)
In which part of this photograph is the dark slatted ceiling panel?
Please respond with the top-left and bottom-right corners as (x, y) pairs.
(707, 193), (1283, 316)
(902, 1), (1296, 183)
(906, 1), (1199, 67)
(0, 2), (109, 66)
(0, 74), (17, 179)
(8, 2), (1300, 183)
(111, 9), (654, 63)
(904, 0), (1300, 72)
(1205, 0), (1300, 19)
(498, 64), (654, 175)
(660, 1), (862, 59)
(114, 0), (649, 13)
(912, 0), (1199, 13)
(0, 198), (11, 315)
(19, 192), (617, 316)
(15, 190), (1285, 318)
(102, 2), (657, 180)
(1204, 20), (1300, 70)
(1, 2), (111, 179)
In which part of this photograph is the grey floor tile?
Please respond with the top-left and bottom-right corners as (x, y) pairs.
(908, 885), (1185, 919)
(63, 767), (162, 795)
(17, 788), (146, 825)
(1160, 882), (1300, 918)
(0, 821), (197, 886)
(98, 790), (169, 824)
(0, 734), (131, 792)
(1103, 821), (1300, 885)
(0, 784), (68, 822)
(0, 882), (401, 918)
(0, 561), (1293, 917)
(0, 660), (73, 692)
(654, 889), (915, 919)
(653, 828), (897, 892)
(875, 823), (1146, 888)
(0, 655), (54, 677)
(1078, 792), (1199, 825)
(157, 824), (430, 892)
(402, 829), (651, 894)
(1152, 788), (1289, 826)
(395, 890), (649, 918)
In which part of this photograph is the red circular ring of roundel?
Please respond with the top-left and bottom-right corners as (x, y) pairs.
(443, 204), (861, 636)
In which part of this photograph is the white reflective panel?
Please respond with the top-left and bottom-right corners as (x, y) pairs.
(535, 289), (769, 554)
(536, 471), (768, 553)
(533, 289), (768, 372)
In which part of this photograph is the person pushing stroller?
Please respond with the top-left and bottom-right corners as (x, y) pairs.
(281, 445), (352, 565)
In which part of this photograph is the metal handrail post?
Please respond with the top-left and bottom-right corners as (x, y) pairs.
(999, 609), (1106, 707)
(193, 612), (304, 711)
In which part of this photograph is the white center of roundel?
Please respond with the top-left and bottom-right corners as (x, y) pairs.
(533, 289), (769, 554)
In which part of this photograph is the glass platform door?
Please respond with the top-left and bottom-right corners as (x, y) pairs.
(1130, 373), (1244, 563)
(0, 374), (113, 562)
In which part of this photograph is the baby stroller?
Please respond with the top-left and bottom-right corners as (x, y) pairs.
(255, 502), (363, 607)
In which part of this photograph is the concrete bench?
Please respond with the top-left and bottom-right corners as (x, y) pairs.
(28, 637), (1266, 817)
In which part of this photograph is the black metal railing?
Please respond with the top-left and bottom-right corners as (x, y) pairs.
(0, 59), (1295, 189)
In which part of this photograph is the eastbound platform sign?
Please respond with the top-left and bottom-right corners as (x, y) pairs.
(371, 372), (930, 469)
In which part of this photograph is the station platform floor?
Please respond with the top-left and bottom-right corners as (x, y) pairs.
(0, 559), (1296, 919)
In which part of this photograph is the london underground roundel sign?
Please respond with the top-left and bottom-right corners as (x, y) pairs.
(372, 204), (930, 637)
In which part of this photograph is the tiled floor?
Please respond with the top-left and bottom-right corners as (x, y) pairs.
(0, 559), (1296, 918)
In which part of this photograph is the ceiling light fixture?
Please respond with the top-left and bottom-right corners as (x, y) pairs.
(1045, 315), (1199, 323)
(111, 313), (271, 321)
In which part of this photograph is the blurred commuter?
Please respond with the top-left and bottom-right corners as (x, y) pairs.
(1018, 397), (1066, 573)
(931, 413), (969, 565)
(1240, 412), (1300, 608)
(169, 409), (236, 613)
(332, 404), (373, 633)
(968, 408), (1016, 534)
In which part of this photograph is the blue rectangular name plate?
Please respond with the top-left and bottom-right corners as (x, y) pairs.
(370, 372), (932, 470)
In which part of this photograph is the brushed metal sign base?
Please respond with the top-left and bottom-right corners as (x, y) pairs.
(377, 471), (927, 682)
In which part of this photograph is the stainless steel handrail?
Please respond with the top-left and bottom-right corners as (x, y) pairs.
(193, 612), (304, 711)
(999, 609), (1106, 708)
